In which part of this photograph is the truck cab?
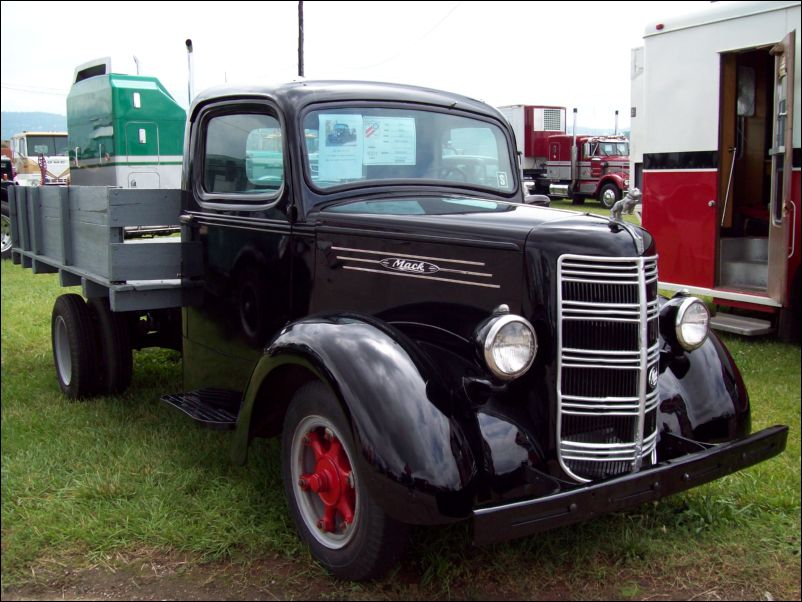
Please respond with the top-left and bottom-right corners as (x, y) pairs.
(546, 133), (630, 207)
(10, 131), (69, 186)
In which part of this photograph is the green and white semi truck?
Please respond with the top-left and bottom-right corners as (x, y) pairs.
(67, 58), (186, 189)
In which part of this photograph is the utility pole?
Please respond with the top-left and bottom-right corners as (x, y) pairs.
(298, 1), (305, 77)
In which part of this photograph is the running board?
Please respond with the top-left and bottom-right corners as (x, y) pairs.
(161, 388), (241, 430)
(710, 313), (774, 336)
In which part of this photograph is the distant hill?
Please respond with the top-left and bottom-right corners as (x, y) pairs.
(0, 112), (627, 145)
(1, 112), (67, 142)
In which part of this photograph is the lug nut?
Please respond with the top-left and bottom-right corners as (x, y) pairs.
(324, 428), (334, 441)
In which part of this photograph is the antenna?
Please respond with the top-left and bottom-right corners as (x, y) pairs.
(133, 56), (141, 75)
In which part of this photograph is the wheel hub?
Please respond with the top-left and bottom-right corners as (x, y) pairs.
(298, 429), (355, 533)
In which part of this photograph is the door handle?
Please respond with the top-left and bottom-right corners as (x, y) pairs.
(708, 201), (717, 208)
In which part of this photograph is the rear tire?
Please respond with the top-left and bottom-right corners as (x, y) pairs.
(87, 297), (133, 394)
(51, 294), (99, 398)
(281, 381), (409, 580)
(1, 201), (11, 260)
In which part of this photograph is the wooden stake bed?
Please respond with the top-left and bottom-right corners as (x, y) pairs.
(9, 186), (201, 311)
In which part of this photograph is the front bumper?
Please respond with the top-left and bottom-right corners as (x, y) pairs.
(473, 425), (788, 545)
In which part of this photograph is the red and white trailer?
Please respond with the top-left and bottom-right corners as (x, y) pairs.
(630, 0), (801, 338)
(499, 105), (630, 207)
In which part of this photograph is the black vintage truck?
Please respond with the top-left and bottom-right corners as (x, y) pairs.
(9, 80), (788, 580)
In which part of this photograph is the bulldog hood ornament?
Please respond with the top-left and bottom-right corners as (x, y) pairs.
(610, 187), (645, 254)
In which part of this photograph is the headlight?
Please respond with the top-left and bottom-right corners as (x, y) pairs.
(476, 309), (537, 380)
(675, 297), (709, 350)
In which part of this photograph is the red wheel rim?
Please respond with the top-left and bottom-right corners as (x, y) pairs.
(291, 417), (359, 549)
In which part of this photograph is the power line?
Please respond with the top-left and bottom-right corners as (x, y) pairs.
(339, 1), (464, 71)
(1, 83), (67, 96)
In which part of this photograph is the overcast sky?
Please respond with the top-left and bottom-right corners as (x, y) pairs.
(1, 0), (713, 128)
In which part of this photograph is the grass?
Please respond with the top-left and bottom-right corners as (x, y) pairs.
(1, 258), (800, 599)
(547, 196), (642, 224)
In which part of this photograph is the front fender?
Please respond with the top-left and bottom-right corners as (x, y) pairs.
(657, 327), (751, 445)
(233, 313), (478, 524)
(600, 173), (627, 192)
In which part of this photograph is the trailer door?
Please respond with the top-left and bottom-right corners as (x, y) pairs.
(767, 31), (795, 303)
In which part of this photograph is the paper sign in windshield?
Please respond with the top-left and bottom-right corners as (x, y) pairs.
(318, 114), (364, 181)
(363, 117), (416, 165)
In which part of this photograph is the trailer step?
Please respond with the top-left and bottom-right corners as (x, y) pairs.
(161, 388), (242, 430)
(710, 313), (774, 336)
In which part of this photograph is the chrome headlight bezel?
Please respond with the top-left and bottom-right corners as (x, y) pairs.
(476, 312), (538, 381)
(674, 296), (710, 351)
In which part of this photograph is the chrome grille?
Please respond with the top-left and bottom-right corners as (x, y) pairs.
(557, 254), (659, 482)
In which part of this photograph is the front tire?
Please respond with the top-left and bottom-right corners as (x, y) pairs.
(598, 182), (621, 209)
(281, 381), (408, 580)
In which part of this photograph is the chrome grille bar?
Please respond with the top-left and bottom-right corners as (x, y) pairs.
(557, 254), (659, 483)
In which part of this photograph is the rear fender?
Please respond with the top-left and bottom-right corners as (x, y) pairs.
(232, 313), (478, 524)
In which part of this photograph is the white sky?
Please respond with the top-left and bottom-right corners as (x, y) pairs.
(0, 0), (713, 129)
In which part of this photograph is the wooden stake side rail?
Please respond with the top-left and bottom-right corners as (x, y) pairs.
(9, 186), (201, 312)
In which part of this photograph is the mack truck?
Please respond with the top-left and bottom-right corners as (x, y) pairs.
(8, 80), (787, 580)
(500, 104), (630, 207)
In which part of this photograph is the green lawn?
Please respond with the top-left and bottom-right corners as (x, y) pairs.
(1, 259), (799, 599)
(547, 196), (641, 223)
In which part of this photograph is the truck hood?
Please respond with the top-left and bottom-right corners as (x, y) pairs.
(312, 196), (650, 257)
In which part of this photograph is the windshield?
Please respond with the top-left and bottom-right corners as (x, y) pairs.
(302, 107), (515, 195)
(594, 141), (629, 157)
(25, 135), (68, 157)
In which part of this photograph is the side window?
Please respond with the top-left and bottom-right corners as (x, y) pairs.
(203, 113), (283, 195)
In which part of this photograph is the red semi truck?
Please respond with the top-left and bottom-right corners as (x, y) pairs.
(499, 104), (630, 207)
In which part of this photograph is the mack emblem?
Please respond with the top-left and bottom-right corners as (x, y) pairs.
(648, 366), (659, 389)
(379, 258), (440, 274)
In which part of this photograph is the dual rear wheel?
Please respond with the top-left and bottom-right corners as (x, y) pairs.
(51, 294), (132, 398)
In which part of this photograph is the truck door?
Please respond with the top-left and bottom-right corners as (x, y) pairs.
(590, 156), (603, 178)
(182, 104), (293, 393)
(125, 122), (160, 187)
(767, 31), (795, 304)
